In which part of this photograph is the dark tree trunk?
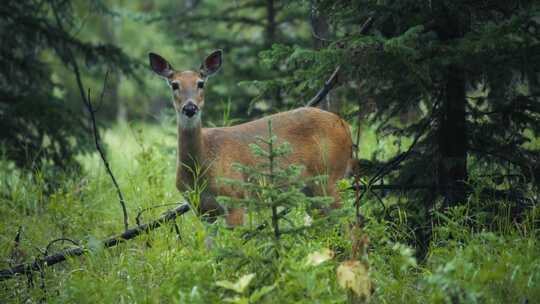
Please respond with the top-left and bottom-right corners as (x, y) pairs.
(265, 0), (284, 109)
(438, 66), (468, 206)
(436, 8), (469, 207)
(265, 0), (276, 48)
(310, 4), (329, 49)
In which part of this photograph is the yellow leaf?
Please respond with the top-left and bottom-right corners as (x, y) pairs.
(305, 248), (335, 266)
(304, 214), (313, 227)
(336, 260), (372, 301)
(216, 273), (256, 294)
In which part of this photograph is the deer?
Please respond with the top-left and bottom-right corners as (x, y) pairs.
(149, 50), (354, 226)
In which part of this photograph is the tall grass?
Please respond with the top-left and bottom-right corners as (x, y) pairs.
(0, 121), (538, 303)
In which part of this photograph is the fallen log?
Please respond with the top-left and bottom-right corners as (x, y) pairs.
(0, 203), (190, 281)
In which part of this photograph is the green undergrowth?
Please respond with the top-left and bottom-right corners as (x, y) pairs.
(0, 123), (538, 303)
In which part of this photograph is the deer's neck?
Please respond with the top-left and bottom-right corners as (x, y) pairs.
(176, 118), (204, 189)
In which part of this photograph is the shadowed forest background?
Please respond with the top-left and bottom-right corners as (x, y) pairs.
(1, 0), (540, 303)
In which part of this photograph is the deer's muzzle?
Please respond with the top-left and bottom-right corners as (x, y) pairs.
(182, 102), (199, 118)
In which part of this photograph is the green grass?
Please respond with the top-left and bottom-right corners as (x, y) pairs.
(0, 122), (538, 303)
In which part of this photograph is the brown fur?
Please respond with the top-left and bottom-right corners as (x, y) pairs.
(149, 53), (353, 225)
(176, 107), (353, 225)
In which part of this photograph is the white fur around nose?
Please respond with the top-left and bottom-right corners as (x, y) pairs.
(177, 111), (201, 130)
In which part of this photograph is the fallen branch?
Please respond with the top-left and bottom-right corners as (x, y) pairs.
(348, 184), (435, 191)
(136, 203), (183, 226)
(0, 203), (190, 281)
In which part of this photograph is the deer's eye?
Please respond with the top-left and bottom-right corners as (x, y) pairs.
(197, 81), (205, 89)
(171, 82), (179, 90)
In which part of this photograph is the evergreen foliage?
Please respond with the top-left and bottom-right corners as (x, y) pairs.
(260, 0), (540, 252)
(219, 120), (332, 246)
(0, 0), (135, 171)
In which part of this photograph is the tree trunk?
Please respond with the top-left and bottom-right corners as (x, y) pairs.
(265, 0), (276, 48)
(438, 66), (467, 206)
(436, 9), (469, 207)
(265, 0), (285, 109)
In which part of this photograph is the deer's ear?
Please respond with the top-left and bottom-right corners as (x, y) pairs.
(200, 50), (222, 77)
(149, 52), (174, 78)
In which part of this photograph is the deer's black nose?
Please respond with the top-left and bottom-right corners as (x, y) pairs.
(182, 102), (198, 117)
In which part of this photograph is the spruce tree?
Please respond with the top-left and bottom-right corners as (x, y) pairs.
(0, 0), (135, 171)
(259, 1), (540, 252)
(219, 120), (332, 248)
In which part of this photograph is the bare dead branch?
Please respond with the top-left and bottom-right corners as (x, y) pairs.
(305, 66), (341, 107)
(306, 16), (375, 109)
(135, 203), (184, 226)
(359, 16), (374, 34)
(0, 203), (190, 281)
(51, 5), (129, 231)
(86, 83), (129, 232)
(8, 226), (24, 267)
(44, 238), (80, 255)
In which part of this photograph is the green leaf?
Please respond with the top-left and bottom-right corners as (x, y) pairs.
(216, 273), (256, 294)
(223, 296), (250, 304)
(249, 284), (276, 302)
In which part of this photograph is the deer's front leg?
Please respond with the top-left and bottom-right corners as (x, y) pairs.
(200, 191), (244, 227)
(176, 175), (224, 222)
(199, 192), (225, 222)
(225, 207), (245, 227)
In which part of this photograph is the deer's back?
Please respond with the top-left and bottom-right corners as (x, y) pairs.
(202, 107), (353, 197)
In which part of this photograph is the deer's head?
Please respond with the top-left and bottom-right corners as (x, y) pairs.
(149, 50), (222, 128)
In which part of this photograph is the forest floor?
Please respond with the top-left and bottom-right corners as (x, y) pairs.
(0, 123), (539, 303)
